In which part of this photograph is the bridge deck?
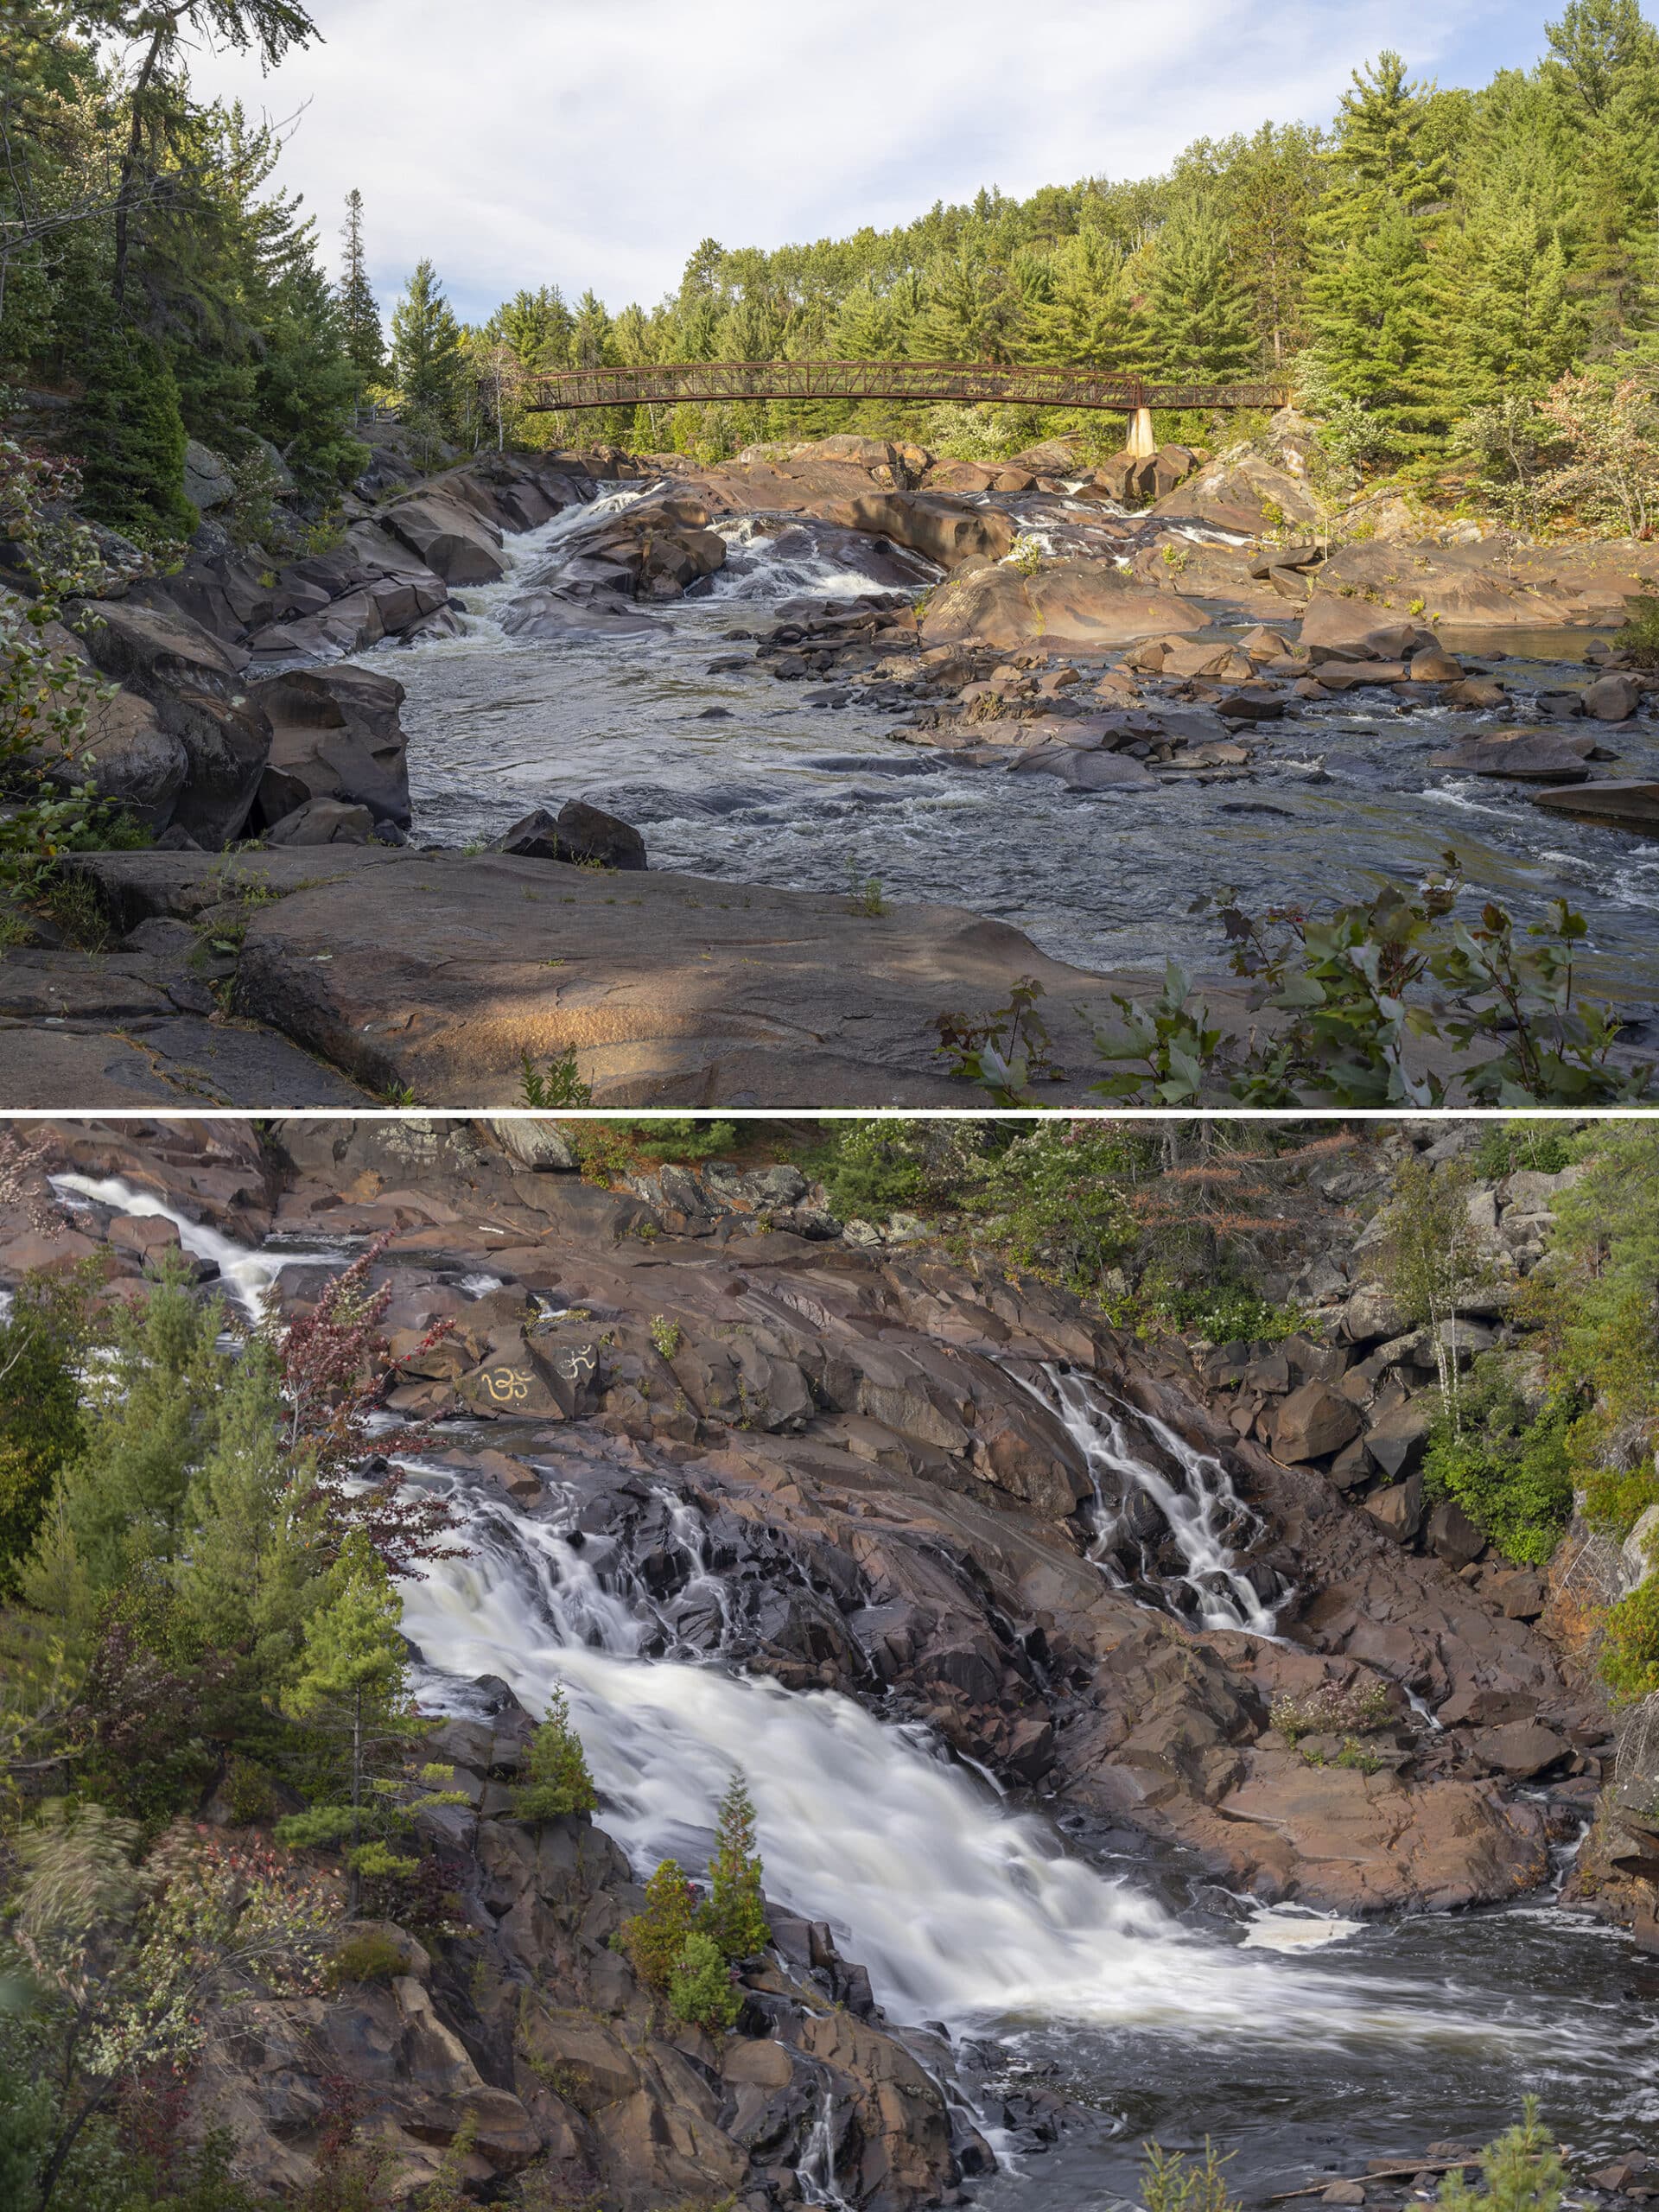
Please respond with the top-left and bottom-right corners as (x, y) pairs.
(524, 359), (1289, 415)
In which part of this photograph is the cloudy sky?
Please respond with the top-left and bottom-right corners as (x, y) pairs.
(179, 0), (1563, 325)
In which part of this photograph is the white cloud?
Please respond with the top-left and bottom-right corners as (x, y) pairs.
(178, 0), (1523, 322)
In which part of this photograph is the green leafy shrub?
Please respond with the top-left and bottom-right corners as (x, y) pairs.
(1581, 1466), (1659, 1541)
(511, 1687), (598, 1821)
(518, 1048), (593, 1109)
(649, 1316), (683, 1360)
(1082, 866), (1655, 1108)
(1600, 1573), (1659, 1700)
(619, 1858), (697, 1988)
(225, 1753), (278, 1826)
(1421, 1362), (1576, 1566)
(1611, 594), (1659, 672)
(327, 1929), (408, 1986)
(1472, 1122), (1575, 1179)
(668, 1929), (740, 2032)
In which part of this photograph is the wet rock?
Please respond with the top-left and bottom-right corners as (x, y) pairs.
(1530, 779), (1659, 834)
(493, 800), (648, 870)
(1581, 672), (1643, 721)
(1430, 730), (1601, 782)
(382, 488), (505, 583)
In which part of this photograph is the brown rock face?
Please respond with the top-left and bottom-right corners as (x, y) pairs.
(248, 664), (411, 831)
(1271, 1381), (1363, 1463)
(920, 558), (1207, 652)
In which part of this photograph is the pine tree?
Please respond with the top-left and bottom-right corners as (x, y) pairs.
(1313, 49), (1452, 235)
(390, 257), (463, 427)
(1540, 1), (1659, 349)
(62, 1268), (232, 1590)
(1027, 229), (1146, 371)
(337, 188), (385, 385)
(172, 1342), (320, 1685)
(68, 321), (197, 543)
(1307, 194), (1440, 445)
(569, 287), (617, 369)
(909, 241), (1021, 362)
(699, 1770), (769, 1961)
(495, 283), (574, 372)
(1437, 195), (1585, 410)
(511, 1686), (598, 1821)
(276, 1529), (413, 1905)
(1144, 198), (1257, 381)
(0, 1268), (89, 1596)
(1226, 122), (1322, 368)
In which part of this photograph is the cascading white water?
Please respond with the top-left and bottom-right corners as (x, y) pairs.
(796, 2090), (855, 2210)
(49, 1173), (347, 1321)
(1036, 1367), (1278, 1636)
(398, 1471), (1506, 2051)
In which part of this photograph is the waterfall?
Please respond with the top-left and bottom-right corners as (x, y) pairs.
(796, 2090), (855, 2210)
(49, 1173), (347, 1321)
(399, 1469), (1491, 2050)
(1034, 1366), (1279, 1636)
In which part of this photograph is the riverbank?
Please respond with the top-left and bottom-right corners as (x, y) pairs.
(6, 426), (1658, 1107)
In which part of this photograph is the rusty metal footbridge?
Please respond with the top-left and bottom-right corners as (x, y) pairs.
(525, 360), (1288, 454)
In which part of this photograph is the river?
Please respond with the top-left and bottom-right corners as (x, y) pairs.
(352, 486), (1659, 1002)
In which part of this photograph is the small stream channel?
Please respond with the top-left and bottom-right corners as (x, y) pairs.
(353, 485), (1659, 1003)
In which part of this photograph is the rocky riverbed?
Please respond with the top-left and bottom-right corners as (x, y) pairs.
(5, 421), (1659, 1105)
(7, 1116), (1659, 2208)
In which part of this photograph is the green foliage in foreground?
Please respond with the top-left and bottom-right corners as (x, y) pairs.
(1440, 2101), (1566, 2212)
(1084, 869), (1654, 1110)
(1611, 594), (1659, 671)
(1421, 1359), (1577, 1565)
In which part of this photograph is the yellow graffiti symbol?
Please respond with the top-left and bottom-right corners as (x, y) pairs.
(557, 1347), (596, 1381)
(481, 1366), (531, 1404)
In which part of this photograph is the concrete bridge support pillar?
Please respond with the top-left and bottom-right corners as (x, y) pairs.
(1125, 404), (1158, 459)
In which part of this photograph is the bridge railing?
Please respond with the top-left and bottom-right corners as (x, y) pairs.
(524, 359), (1290, 415)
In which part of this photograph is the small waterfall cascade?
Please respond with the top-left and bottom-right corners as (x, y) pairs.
(1033, 1367), (1279, 1636)
(48, 1173), (348, 1321)
(796, 2090), (855, 2210)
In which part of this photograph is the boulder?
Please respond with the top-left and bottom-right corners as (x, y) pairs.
(1430, 730), (1600, 783)
(919, 559), (1207, 652)
(1530, 780), (1659, 835)
(813, 490), (1016, 571)
(1470, 1719), (1569, 1777)
(1364, 1475), (1425, 1545)
(247, 664), (411, 830)
(1361, 1400), (1434, 1481)
(1580, 672), (1643, 721)
(493, 799), (648, 871)
(72, 600), (268, 845)
(1271, 1381), (1363, 1463)
(183, 439), (235, 513)
(1149, 453), (1316, 533)
(383, 492), (505, 584)
(1426, 1498), (1485, 1567)
(1339, 1283), (1408, 1345)
(264, 797), (376, 846)
(1300, 597), (1431, 661)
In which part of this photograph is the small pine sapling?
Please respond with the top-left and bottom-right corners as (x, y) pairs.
(511, 1686), (599, 1821)
(699, 1770), (770, 1961)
